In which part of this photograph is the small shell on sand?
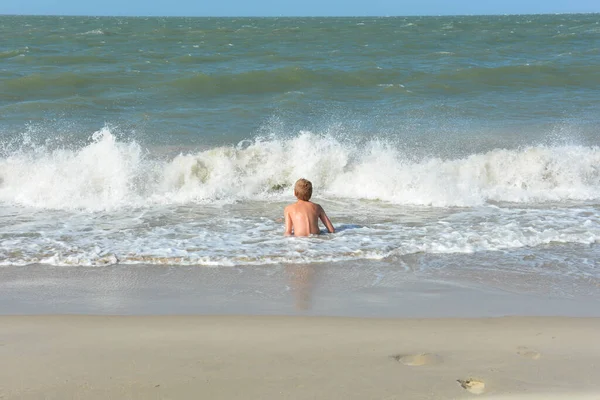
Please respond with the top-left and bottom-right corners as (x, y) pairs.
(457, 378), (486, 395)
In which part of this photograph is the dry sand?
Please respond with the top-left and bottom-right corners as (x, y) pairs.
(1, 316), (599, 399)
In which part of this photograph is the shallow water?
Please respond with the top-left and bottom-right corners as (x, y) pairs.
(0, 15), (599, 302)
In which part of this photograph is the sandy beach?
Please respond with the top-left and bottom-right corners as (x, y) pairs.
(1, 315), (599, 399)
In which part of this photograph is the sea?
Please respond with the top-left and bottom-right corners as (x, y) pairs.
(1, 14), (599, 312)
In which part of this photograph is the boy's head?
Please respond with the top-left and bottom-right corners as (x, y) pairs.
(294, 178), (312, 201)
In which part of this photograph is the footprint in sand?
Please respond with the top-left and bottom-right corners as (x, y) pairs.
(391, 353), (442, 366)
(517, 346), (541, 360)
(457, 378), (486, 395)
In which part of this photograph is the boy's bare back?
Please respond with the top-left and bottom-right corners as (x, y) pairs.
(284, 179), (335, 236)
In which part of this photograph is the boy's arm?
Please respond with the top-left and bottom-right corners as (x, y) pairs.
(284, 206), (293, 236)
(318, 205), (335, 233)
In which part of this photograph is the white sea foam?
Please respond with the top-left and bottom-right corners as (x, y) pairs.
(1, 127), (599, 210)
(0, 202), (598, 268)
(0, 128), (147, 210)
(78, 29), (105, 35)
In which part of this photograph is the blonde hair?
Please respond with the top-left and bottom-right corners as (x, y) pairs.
(294, 178), (313, 201)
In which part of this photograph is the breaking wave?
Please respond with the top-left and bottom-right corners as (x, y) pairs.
(1, 127), (599, 210)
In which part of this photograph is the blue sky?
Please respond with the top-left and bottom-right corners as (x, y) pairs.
(2, 0), (599, 16)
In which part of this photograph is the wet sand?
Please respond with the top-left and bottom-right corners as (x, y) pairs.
(1, 263), (599, 317)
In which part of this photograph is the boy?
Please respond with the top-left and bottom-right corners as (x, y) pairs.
(284, 178), (335, 236)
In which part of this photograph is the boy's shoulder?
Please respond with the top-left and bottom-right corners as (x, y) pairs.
(285, 201), (321, 212)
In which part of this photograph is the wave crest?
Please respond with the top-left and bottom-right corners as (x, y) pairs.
(1, 128), (599, 210)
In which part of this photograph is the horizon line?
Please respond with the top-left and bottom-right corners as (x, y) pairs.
(1, 11), (599, 18)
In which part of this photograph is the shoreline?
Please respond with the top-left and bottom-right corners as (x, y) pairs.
(2, 315), (600, 399)
(1, 263), (599, 318)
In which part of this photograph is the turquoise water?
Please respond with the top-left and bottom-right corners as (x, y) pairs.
(2, 15), (599, 149)
(0, 15), (599, 298)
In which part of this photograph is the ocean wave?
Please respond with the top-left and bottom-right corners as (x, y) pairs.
(431, 64), (600, 89)
(3, 72), (134, 97)
(1, 128), (599, 210)
(4, 62), (599, 101)
(167, 67), (402, 94)
(0, 48), (28, 59)
(28, 54), (119, 65)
